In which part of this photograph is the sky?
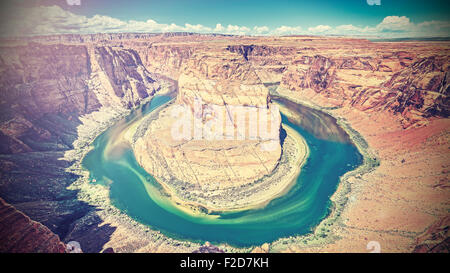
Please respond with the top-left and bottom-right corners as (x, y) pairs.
(0, 0), (449, 37)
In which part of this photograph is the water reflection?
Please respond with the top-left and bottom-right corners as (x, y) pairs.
(273, 96), (351, 144)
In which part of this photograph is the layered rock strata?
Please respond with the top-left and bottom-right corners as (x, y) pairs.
(0, 41), (166, 252)
(0, 197), (66, 253)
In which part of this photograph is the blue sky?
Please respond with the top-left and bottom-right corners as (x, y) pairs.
(1, 0), (449, 37)
(64, 0), (449, 29)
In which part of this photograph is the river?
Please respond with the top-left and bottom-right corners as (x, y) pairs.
(82, 94), (362, 247)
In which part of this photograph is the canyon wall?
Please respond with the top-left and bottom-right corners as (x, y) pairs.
(124, 36), (449, 130)
(0, 41), (165, 252)
(279, 53), (449, 128)
(0, 33), (448, 252)
(226, 38), (449, 129)
(0, 197), (66, 253)
(0, 43), (162, 154)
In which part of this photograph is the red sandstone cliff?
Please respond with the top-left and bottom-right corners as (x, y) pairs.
(0, 43), (162, 154)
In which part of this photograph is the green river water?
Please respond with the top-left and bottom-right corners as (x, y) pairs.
(82, 94), (363, 247)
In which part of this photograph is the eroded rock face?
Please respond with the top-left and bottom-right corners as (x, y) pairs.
(0, 41), (164, 252)
(0, 43), (161, 154)
(177, 52), (271, 107)
(413, 216), (450, 253)
(384, 56), (450, 118)
(274, 42), (449, 128)
(282, 55), (337, 93)
(0, 197), (66, 253)
(94, 46), (160, 107)
(138, 44), (194, 80)
(0, 43), (98, 153)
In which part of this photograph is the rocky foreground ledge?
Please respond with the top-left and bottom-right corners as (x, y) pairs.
(0, 197), (66, 253)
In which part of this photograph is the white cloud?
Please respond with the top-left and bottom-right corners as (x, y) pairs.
(1, 5), (449, 38)
(214, 23), (225, 32)
(372, 16), (450, 37)
(335, 24), (361, 32)
(307, 25), (332, 33)
(271, 25), (302, 35)
(222, 24), (251, 35)
(213, 24), (252, 35)
(376, 16), (414, 32)
(253, 26), (269, 35)
(184, 23), (212, 33)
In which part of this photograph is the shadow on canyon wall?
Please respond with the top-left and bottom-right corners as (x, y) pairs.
(0, 35), (184, 251)
(273, 94), (354, 144)
(0, 42), (161, 252)
(0, 39), (179, 252)
(0, 117), (117, 252)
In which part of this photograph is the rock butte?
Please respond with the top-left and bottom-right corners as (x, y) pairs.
(136, 53), (281, 188)
(129, 52), (293, 212)
(0, 33), (448, 252)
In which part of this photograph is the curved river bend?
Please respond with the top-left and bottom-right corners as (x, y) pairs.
(82, 95), (363, 247)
